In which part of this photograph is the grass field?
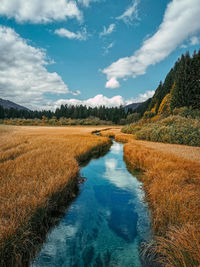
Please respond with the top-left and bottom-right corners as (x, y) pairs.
(100, 128), (200, 266)
(1, 125), (200, 266)
(0, 125), (112, 265)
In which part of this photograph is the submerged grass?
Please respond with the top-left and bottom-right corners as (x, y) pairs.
(0, 125), (112, 265)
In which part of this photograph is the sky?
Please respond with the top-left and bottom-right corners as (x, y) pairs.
(0, 0), (200, 110)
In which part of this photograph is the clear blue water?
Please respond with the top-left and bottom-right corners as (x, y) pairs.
(31, 141), (151, 267)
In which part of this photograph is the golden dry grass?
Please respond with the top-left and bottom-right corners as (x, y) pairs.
(100, 128), (134, 143)
(0, 125), (112, 261)
(100, 127), (200, 163)
(123, 138), (200, 266)
(1, 125), (200, 265)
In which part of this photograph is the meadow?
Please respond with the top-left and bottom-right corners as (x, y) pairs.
(0, 125), (112, 265)
(1, 124), (200, 266)
(100, 129), (200, 266)
(2, 117), (113, 126)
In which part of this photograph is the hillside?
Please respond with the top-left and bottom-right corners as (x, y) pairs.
(134, 50), (200, 117)
(124, 102), (143, 112)
(0, 98), (29, 111)
(122, 49), (200, 147)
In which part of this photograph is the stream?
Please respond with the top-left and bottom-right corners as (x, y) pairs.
(31, 140), (152, 267)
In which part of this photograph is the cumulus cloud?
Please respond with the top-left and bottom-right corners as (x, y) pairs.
(190, 36), (200, 45)
(0, 26), (76, 109)
(126, 90), (155, 105)
(77, 0), (100, 7)
(0, 0), (82, 23)
(47, 91), (154, 110)
(99, 24), (116, 37)
(116, 0), (140, 24)
(103, 0), (200, 86)
(53, 94), (124, 108)
(105, 77), (120, 89)
(55, 27), (88, 40)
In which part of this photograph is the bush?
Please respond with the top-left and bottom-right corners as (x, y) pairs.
(126, 113), (141, 124)
(122, 115), (200, 146)
(143, 111), (156, 120)
(173, 106), (200, 119)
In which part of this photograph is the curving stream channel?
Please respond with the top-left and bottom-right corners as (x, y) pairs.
(31, 141), (152, 267)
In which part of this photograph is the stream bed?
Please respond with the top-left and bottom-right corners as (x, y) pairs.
(31, 141), (151, 267)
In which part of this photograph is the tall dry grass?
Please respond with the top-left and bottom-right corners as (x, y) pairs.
(0, 126), (111, 264)
(99, 129), (133, 143)
(124, 142), (200, 266)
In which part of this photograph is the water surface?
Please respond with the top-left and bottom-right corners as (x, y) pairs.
(32, 141), (151, 267)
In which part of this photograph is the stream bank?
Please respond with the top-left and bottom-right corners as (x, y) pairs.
(32, 140), (152, 267)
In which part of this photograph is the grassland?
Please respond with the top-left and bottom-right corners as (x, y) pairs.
(1, 124), (200, 266)
(0, 125), (112, 265)
(100, 128), (200, 266)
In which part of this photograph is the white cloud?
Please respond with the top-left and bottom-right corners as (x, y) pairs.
(77, 0), (100, 7)
(181, 36), (200, 48)
(0, 0), (82, 23)
(126, 90), (155, 105)
(116, 0), (140, 24)
(55, 27), (88, 41)
(0, 26), (76, 109)
(99, 23), (116, 37)
(53, 94), (124, 108)
(103, 42), (115, 55)
(103, 0), (200, 86)
(190, 36), (199, 45)
(46, 91), (154, 110)
(105, 77), (120, 89)
(72, 90), (81, 95)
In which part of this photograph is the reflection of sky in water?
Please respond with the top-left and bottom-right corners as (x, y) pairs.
(32, 141), (151, 267)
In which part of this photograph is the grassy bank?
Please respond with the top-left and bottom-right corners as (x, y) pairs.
(124, 143), (200, 266)
(122, 115), (200, 147)
(0, 125), (112, 265)
(100, 128), (200, 266)
(2, 117), (113, 126)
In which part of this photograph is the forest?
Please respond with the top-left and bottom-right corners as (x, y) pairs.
(123, 50), (200, 146)
(0, 104), (128, 124)
(134, 49), (200, 116)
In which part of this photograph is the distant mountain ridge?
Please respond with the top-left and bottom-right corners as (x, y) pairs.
(124, 102), (143, 112)
(0, 98), (29, 111)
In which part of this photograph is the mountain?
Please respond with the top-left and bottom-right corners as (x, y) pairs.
(0, 98), (29, 111)
(133, 98), (152, 115)
(124, 102), (143, 112)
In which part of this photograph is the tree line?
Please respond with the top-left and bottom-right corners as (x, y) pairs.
(0, 104), (128, 124)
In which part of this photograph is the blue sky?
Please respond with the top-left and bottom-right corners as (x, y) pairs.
(0, 0), (200, 109)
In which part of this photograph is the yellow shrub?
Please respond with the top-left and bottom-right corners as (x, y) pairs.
(158, 93), (171, 116)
